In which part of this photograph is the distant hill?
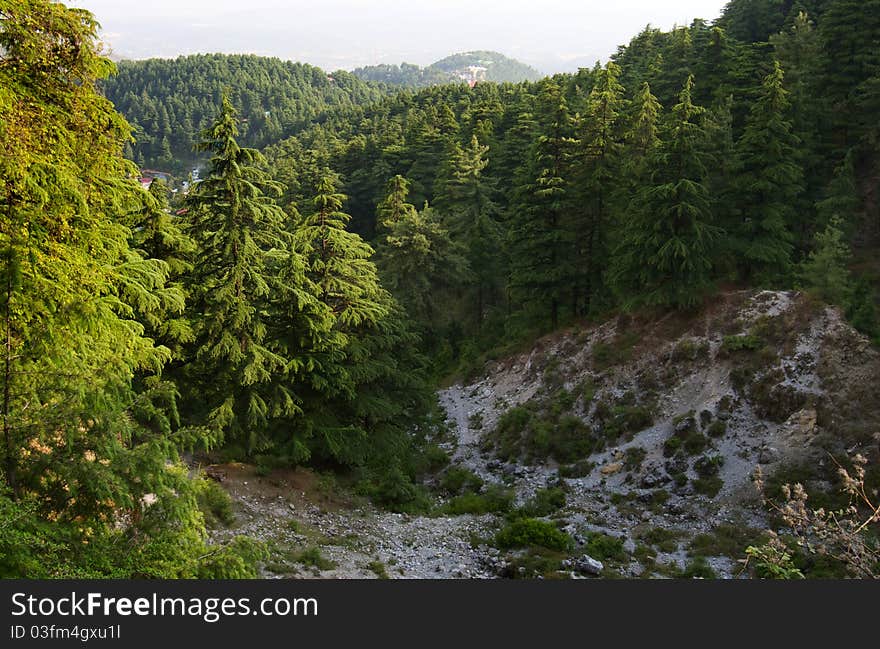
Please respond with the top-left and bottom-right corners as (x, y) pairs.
(100, 53), (387, 172)
(352, 50), (544, 88)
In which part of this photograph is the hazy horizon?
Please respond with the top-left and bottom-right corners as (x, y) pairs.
(68, 0), (730, 74)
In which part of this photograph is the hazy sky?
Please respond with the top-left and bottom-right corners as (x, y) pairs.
(68, 0), (730, 73)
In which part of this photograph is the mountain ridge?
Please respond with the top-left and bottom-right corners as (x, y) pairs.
(352, 50), (544, 87)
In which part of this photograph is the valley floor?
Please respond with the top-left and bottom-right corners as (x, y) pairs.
(209, 290), (880, 579)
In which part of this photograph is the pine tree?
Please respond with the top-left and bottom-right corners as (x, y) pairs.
(295, 173), (388, 331)
(376, 175), (417, 231)
(574, 62), (625, 314)
(508, 81), (578, 329)
(375, 200), (470, 329)
(729, 61), (803, 283)
(626, 81), (662, 165)
(0, 0), (238, 578)
(437, 135), (503, 331)
(612, 76), (721, 309)
(126, 179), (196, 358)
(289, 173), (427, 466)
(818, 0), (880, 150)
(183, 95), (291, 450)
(800, 215), (852, 304)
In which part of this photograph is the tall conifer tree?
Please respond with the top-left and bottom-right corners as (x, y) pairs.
(613, 76), (720, 308)
(729, 61), (803, 283)
(183, 95), (291, 450)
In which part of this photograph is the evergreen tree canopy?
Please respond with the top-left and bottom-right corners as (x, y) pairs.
(183, 94), (292, 450)
(729, 60), (803, 282)
(613, 76), (721, 308)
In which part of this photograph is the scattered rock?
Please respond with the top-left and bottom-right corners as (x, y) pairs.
(563, 555), (604, 576)
(600, 462), (623, 476)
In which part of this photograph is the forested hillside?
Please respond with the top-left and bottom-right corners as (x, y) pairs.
(266, 2), (880, 374)
(1, 0), (878, 580)
(353, 51), (544, 88)
(100, 54), (387, 171)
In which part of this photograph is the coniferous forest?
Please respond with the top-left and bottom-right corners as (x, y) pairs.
(1, 0), (878, 579)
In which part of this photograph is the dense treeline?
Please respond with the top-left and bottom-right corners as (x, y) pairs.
(353, 51), (543, 88)
(100, 54), (387, 171)
(2, 0), (879, 579)
(262, 0), (880, 373)
(0, 1), (433, 577)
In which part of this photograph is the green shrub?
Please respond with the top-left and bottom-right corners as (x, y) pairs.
(440, 467), (484, 495)
(195, 478), (235, 528)
(367, 559), (389, 579)
(680, 557), (716, 578)
(295, 547), (337, 571)
(706, 420), (727, 438)
(689, 524), (765, 558)
(577, 378), (597, 405)
(443, 485), (513, 515)
(494, 518), (573, 551)
(585, 532), (627, 562)
(502, 548), (569, 579)
(520, 487), (567, 517)
(672, 338), (710, 362)
(683, 433), (709, 455)
(422, 444), (451, 472)
(492, 406), (534, 460)
(635, 527), (681, 553)
(550, 388), (576, 415)
(692, 475), (723, 497)
(197, 537), (268, 579)
(721, 334), (764, 354)
(663, 436), (682, 457)
(363, 466), (431, 514)
(694, 455), (724, 478)
(624, 446), (647, 471)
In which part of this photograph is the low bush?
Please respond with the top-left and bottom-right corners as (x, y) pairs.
(584, 532), (627, 562)
(295, 547), (337, 571)
(493, 518), (572, 551)
(443, 485), (513, 515)
(195, 478), (235, 528)
(519, 487), (567, 517)
(720, 334), (764, 354)
(439, 467), (484, 495)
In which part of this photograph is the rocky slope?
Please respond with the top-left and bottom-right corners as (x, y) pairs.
(210, 290), (880, 578)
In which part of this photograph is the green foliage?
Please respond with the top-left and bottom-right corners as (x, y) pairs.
(692, 475), (724, 497)
(102, 54), (385, 170)
(493, 518), (573, 551)
(440, 467), (485, 495)
(707, 420), (728, 438)
(689, 523), (765, 559)
(721, 334), (765, 354)
(612, 76), (721, 309)
(361, 465), (432, 514)
(800, 215), (853, 305)
(744, 544), (806, 579)
(443, 485), (514, 515)
(195, 478), (235, 528)
(519, 486), (567, 517)
(680, 556), (717, 579)
(181, 94), (298, 450)
(726, 60), (802, 283)
(295, 546), (337, 571)
(635, 526), (682, 553)
(584, 532), (627, 562)
(366, 559), (390, 579)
